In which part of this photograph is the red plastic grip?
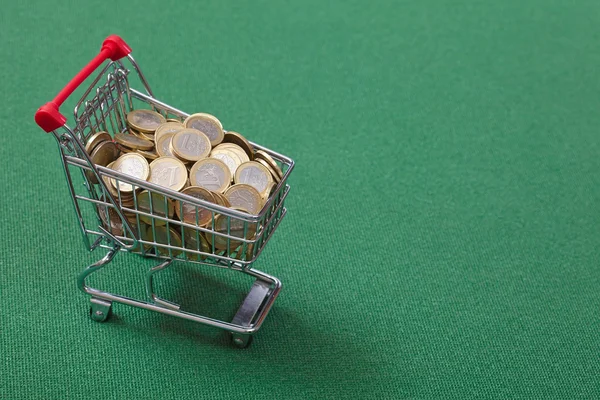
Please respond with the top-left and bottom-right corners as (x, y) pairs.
(35, 35), (131, 132)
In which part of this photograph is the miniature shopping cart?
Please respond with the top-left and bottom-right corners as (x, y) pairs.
(34, 35), (294, 348)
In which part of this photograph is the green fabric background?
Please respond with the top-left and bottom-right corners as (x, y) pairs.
(1, 0), (599, 398)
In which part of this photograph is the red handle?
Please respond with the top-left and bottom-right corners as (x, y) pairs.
(35, 35), (132, 132)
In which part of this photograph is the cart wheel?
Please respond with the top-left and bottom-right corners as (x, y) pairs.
(89, 298), (112, 322)
(231, 334), (253, 349)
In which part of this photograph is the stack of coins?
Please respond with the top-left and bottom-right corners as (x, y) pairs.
(85, 108), (283, 260)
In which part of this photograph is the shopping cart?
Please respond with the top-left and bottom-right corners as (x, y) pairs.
(34, 35), (294, 348)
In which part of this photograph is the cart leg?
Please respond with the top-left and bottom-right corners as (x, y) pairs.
(145, 259), (181, 310)
(231, 334), (253, 349)
(78, 248), (119, 321)
(90, 297), (112, 322)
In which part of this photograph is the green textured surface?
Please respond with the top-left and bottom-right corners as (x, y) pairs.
(1, 1), (600, 398)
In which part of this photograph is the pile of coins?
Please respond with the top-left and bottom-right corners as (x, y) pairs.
(85, 109), (284, 259)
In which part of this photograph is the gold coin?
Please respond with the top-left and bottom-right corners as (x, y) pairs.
(183, 113), (224, 146)
(182, 227), (210, 261)
(155, 121), (183, 143)
(234, 161), (273, 197)
(156, 132), (176, 157)
(189, 158), (231, 193)
(110, 153), (150, 193)
(145, 225), (183, 256)
(223, 131), (254, 160)
(87, 140), (119, 184)
(175, 186), (215, 226)
(126, 109), (166, 133)
(135, 190), (174, 226)
(148, 157), (187, 192)
(224, 184), (263, 215)
(85, 131), (111, 154)
(254, 150), (283, 181)
(114, 133), (154, 150)
(208, 211), (257, 250)
(171, 129), (211, 162)
(166, 118), (183, 123)
(218, 143), (250, 164)
(210, 145), (243, 177)
(137, 148), (159, 160)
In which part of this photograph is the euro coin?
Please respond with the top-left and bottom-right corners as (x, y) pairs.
(155, 121), (184, 143)
(85, 131), (111, 154)
(146, 225), (183, 256)
(156, 132), (176, 157)
(223, 131), (254, 160)
(148, 157), (187, 192)
(110, 153), (150, 193)
(254, 157), (281, 185)
(97, 204), (124, 237)
(175, 186), (215, 226)
(218, 143), (250, 164)
(137, 148), (159, 160)
(210, 145), (243, 177)
(209, 191), (231, 208)
(171, 129), (211, 162)
(136, 190), (174, 226)
(234, 161), (273, 197)
(126, 109), (166, 133)
(114, 132), (154, 150)
(166, 118), (182, 123)
(182, 227), (210, 261)
(224, 184), (263, 215)
(254, 150), (283, 181)
(189, 158), (231, 193)
(87, 140), (119, 184)
(183, 113), (224, 146)
(210, 211), (257, 250)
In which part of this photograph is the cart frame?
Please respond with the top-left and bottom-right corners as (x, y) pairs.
(34, 35), (294, 348)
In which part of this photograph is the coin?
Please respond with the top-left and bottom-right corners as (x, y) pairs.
(182, 227), (210, 261)
(254, 150), (283, 181)
(224, 184), (263, 215)
(114, 133), (154, 150)
(210, 212), (257, 250)
(210, 145), (243, 176)
(171, 129), (211, 162)
(126, 109), (166, 133)
(254, 157), (281, 184)
(97, 204), (124, 236)
(183, 113), (224, 146)
(135, 190), (174, 226)
(156, 132), (176, 157)
(234, 161), (273, 196)
(137, 148), (159, 160)
(145, 225), (183, 256)
(210, 191), (231, 208)
(223, 131), (254, 160)
(155, 121), (184, 143)
(85, 131), (111, 153)
(175, 186), (215, 226)
(87, 140), (119, 184)
(115, 143), (133, 153)
(189, 158), (231, 193)
(110, 153), (150, 193)
(166, 118), (183, 124)
(218, 143), (250, 164)
(148, 157), (187, 192)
